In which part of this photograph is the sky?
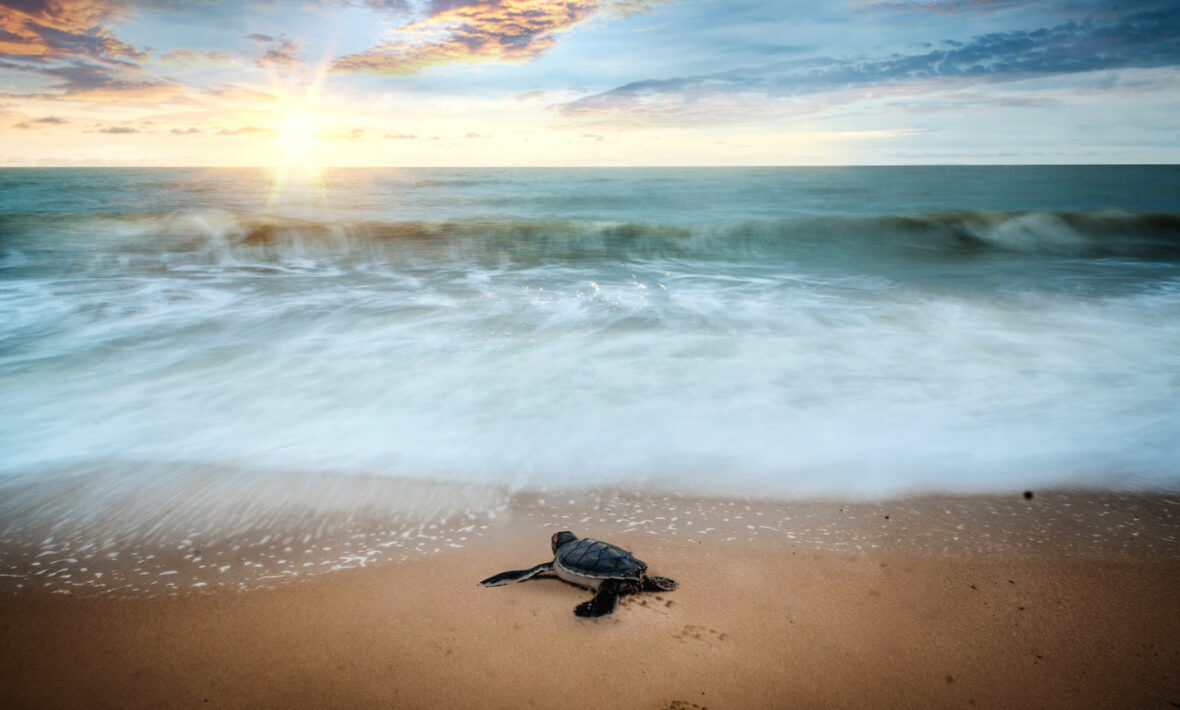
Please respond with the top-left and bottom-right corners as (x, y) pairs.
(0, 0), (1178, 166)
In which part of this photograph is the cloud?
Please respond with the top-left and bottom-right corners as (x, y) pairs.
(861, 0), (1027, 14)
(0, 0), (143, 62)
(331, 0), (659, 74)
(216, 125), (274, 136)
(306, 0), (412, 10)
(170, 126), (200, 134)
(383, 131), (417, 139)
(39, 59), (121, 88)
(158, 47), (235, 65)
(29, 59), (181, 100)
(206, 83), (277, 104)
(0, 2), (178, 102)
(560, 6), (1180, 122)
(0, 55), (180, 100)
(13, 114), (66, 126)
(326, 127), (365, 140)
(96, 125), (136, 133)
(861, 0), (1172, 17)
(247, 32), (303, 69)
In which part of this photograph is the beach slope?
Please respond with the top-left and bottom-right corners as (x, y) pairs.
(2, 492), (1179, 709)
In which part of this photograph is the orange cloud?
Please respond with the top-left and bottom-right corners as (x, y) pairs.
(332, 0), (608, 74)
(158, 48), (236, 66)
(216, 125), (276, 136)
(0, 0), (141, 61)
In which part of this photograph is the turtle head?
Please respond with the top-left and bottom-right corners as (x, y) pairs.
(551, 530), (577, 553)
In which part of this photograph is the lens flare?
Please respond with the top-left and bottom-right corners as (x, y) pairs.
(276, 108), (320, 166)
(259, 46), (336, 209)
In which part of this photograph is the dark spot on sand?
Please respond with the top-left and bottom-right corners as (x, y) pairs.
(1008, 579), (1015, 584)
(970, 584), (978, 591)
(1023, 490), (1034, 500)
(884, 515), (890, 520)
(945, 675), (954, 683)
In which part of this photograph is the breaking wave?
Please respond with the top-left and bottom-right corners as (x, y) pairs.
(5, 209), (1180, 273)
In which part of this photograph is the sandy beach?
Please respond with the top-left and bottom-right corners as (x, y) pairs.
(2, 488), (1178, 709)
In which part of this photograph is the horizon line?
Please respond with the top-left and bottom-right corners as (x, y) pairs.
(1, 163), (1178, 169)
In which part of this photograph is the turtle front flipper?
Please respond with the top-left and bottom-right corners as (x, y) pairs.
(574, 580), (622, 618)
(643, 575), (678, 592)
(479, 562), (553, 587)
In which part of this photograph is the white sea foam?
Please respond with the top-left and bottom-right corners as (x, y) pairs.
(2, 254), (1177, 497)
(1, 167), (1179, 503)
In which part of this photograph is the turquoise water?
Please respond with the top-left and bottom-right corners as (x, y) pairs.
(2, 166), (1179, 498)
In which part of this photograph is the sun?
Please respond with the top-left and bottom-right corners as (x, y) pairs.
(267, 104), (327, 210)
(264, 66), (330, 207)
(275, 108), (321, 167)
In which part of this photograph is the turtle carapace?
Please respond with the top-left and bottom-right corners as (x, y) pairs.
(478, 531), (679, 618)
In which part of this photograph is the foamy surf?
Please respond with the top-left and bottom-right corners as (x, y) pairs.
(1, 166), (1179, 566)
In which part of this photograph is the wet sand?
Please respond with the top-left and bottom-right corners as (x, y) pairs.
(2, 489), (1179, 709)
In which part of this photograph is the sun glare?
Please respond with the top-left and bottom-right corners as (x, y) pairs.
(276, 108), (321, 166)
(267, 104), (326, 210)
(265, 61), (332, 208)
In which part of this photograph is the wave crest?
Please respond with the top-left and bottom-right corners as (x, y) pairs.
(5, 209), (1179, 270)
(183, 209), (1180, 262)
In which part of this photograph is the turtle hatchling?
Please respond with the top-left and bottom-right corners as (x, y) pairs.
(478, 531), (679, 618)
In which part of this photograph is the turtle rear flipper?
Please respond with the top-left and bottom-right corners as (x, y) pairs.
(479, 562), (553, 587)
(643, 575), (678, 592)
(574, 580), (622, 618)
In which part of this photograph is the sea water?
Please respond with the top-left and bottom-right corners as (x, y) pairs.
(2, 166), (1179, 502)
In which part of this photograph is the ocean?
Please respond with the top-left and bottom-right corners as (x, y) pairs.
(2, 166), (1179, 503)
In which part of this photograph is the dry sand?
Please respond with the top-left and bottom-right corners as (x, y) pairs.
(2, 489), (1179, 709)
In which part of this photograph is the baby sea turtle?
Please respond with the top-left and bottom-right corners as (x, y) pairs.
(479, 531), (679, 618)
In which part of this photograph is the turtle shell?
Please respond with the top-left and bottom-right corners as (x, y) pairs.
(556, 537), (646, 580)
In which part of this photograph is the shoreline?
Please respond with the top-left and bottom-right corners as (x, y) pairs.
(2, 481), (1178, 598)
(2, 487), (1179, 708)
